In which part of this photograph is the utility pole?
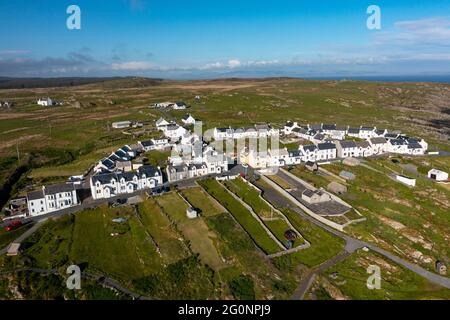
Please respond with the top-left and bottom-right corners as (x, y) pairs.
(16, 142), (20, 163)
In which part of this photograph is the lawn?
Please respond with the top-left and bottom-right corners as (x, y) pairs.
(275, 209), (346, 268)
(0, 224), (32, 249)
(308, 249), (450, 300)
(70, 206), (162, 281)
(324, 159), (450, 273)
(137, 198), (189, 265)
(155, 193), (226, 270)
(223, 178), (304, 247)
(181, 186), (225, 217)
(199, 179), (281, 255)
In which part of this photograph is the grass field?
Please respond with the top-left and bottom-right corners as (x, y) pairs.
(0, 224), (32, 249)
(223, 178), (304, 247)
(199, 179), (281, 255)
(323, 158), (450, 273)
(180, 186), (225, 217)
(137, 198), (189, 265)
(155, 192), (226, 270)
(307, 249), (450, 300)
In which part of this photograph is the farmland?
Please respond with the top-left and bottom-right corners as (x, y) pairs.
(0, 77), (449, 300)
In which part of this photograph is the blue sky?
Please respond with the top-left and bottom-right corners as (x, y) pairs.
(1, 0), (450, 78)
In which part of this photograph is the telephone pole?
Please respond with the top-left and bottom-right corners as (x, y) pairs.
(16, 142), (20, 163)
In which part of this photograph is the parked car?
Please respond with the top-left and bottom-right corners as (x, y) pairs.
(4, 220), (23, 232)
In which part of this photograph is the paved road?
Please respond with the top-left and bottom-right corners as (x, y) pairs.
(255, 179), (450, 292)
(291, 250), (352, 300)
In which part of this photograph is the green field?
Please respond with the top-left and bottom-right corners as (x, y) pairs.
(198, 179), (281, 255)
(223, 178), (304, 247)
(181, 186), (225, 217)
(307, 249), (450, 300)
(155, 192), (226, 270)
(323, 158), (450, 273)
(0, 224), (32, 249)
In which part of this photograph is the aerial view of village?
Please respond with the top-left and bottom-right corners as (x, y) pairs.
(0, 1), (449, 306)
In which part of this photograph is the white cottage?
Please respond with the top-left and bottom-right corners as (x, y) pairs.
(27, 183), (79, 216)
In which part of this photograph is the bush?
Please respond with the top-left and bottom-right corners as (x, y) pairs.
(228, 275), (255, 300)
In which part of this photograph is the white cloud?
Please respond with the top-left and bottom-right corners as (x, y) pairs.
(110, 61), (155, 71)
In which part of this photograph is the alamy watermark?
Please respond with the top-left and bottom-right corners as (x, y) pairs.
(66, 265), (81, 290)
(366, 265), (381, 290)
(367, 5), (381, 30)
(66, 5), (81, 30)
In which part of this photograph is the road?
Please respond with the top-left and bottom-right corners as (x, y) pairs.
(291, 250), (352, 300)
(255, 178), (450, 294)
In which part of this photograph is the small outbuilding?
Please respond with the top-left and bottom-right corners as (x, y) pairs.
(327, 181), (348, 195)
(112, 121), (132, 129)
(305, 161), (319, 172)
(339, 170), (356, 181)
(436, 261), (447, 275)
(342, 157), (360, 167)
(302, 189), (331, 204)
(428, 169), (448, 182)
(186, 207), (198, 219)
(6, 243), (21, 256)
(396, 175), (416, 187)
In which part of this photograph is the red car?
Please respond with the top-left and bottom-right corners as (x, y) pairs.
(4, 220), (22, 232)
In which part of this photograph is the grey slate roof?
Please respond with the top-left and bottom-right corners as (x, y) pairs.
(370, 137), (387, 145)
(27, 189), (44, 200)
(45, 183), (76, 194)
(303, 145), (318, 152)
(318, 143), (336, 150)
(339, 141), (357, 148)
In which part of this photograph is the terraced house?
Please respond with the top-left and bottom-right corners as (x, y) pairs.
(27, 183), (79, 216)
(90, 166), (163, 200)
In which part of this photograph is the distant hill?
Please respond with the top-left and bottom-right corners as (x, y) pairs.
(0, 77), (164, 89)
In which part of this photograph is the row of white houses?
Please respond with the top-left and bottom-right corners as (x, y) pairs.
(27, 183), (79, 216)
(242, 135), (428, 169)
(213, 124), (280, 140)
(90, 165), (163, 200)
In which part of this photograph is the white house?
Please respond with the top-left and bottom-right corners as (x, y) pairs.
(255, 124), (279, 138)
(316, 143), (337, 161)
(182, 114), (196, 125)
(388, 139), (409, 154)
(284, 121), (299, 135)
(428, 169), (448, 181)
(359, 127), (377, 139)
(347, 128), (360, 138)
(188, 162), (209, 178)
(37, 98), (53, 106)
(369, 137), (389, 155)
(336, 141), (359, 158)
(27, 183), (79, 217)
(156, 117), (171, 130)
(139, 138), (170, 151)
(246, 151), (271, 169)
(322, 125), (347, 140)
(214, 127), (234, 140)
(164, 124), (188, 140)
(286, 149), (304, 165)
(173, 101), (187, 110)
(300, 145), (318, 162)
(355, 141), (373, 157)
(269, 148), (290, 166)
(204, 148), (229, 174)
(90, 166), (163, 200)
